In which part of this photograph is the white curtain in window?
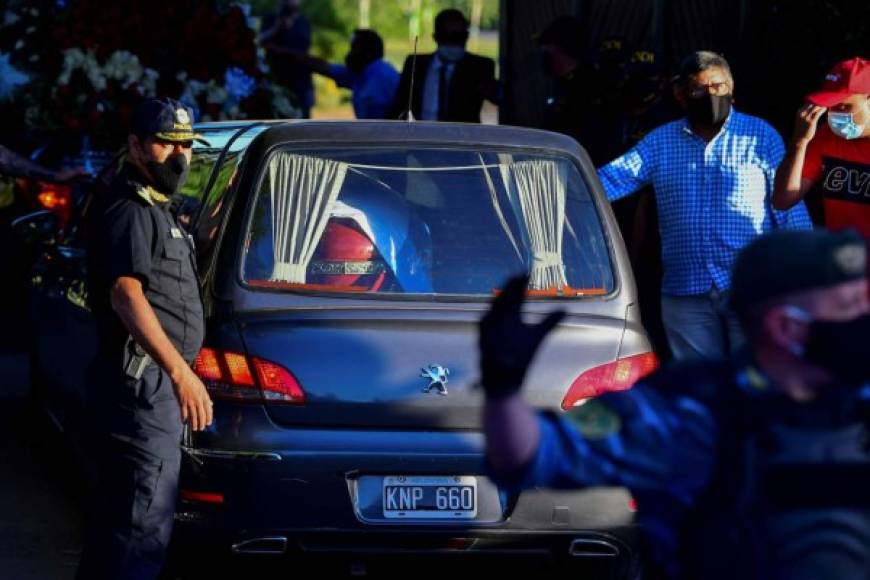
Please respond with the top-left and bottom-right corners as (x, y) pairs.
(479, 153), (522, 261)
(499, 159), (568, 290)
(267, 154), (348, 282)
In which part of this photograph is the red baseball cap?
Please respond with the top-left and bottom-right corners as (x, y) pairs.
(807, 57), (870, 107)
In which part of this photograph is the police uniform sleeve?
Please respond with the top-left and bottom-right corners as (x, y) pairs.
(101, 200), (156, 289)
(492, 383), (718, 506)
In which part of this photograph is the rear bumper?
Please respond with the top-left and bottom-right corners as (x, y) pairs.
(169, 530), (641, 579)
(173, 521), (639, 559)
(172, 522), (641, 579)
(176, 406), (639, 564)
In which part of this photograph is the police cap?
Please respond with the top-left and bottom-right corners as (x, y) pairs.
(131, 98), (210, 145)
(731, 229), (867, 311)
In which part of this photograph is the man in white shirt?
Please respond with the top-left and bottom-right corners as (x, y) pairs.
(391, 9), (497, 122)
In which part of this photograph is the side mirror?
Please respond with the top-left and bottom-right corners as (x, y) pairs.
(11, 210), (60, 245)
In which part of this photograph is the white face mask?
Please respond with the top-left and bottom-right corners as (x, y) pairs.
(827, 111), (866, 140)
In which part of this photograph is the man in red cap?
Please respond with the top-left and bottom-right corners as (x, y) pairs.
(773, 57), (870, 236)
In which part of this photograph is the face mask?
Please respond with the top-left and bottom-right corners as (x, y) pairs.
(827, 111), (865, 140)
(437, 45), (466, 63)
(686, 93), (732, 127)
(146, 154), (190, 196)
(804, 313), (870, 384)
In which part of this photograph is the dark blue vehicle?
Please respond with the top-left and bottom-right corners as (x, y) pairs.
(25, 120), (656, 577)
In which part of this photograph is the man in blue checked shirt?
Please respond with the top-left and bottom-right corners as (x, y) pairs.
(481, 229), (870, 579)
(598, 51), (813, 360)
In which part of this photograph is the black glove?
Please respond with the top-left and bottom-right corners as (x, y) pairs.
(479, 275), (565, 400)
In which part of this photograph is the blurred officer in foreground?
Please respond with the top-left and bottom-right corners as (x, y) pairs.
(77, 98), (213, 580)
(482, 229), (870, 579)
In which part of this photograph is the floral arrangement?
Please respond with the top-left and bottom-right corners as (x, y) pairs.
(0, 0), (300, 149)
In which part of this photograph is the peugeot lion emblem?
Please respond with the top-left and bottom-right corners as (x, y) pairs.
(421, 365), (450, 396)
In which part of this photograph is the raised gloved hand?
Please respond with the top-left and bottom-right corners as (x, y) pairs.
(479, 275), (565, 400)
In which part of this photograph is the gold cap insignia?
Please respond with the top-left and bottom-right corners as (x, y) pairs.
(175, 108), (191, 125)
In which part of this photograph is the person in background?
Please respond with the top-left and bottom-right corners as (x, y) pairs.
(773, 57), (870, 237)
(265, 29), (399, 120)
(0, 143), (86, 184)
(482, 228), (870, 579)
(597, 51), (812, 360)
(580, 36), (630, 166)
(391, 8), (497, 122)
(261, 0), (314, 118)
(612, 49), (680, 158)
(537, 16), (599, 147)
(537, 15), (588, 144)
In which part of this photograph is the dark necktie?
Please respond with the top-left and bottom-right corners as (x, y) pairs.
(437, 63), (449, 121)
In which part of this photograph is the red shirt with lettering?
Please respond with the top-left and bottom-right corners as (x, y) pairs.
(802, 123), (870, 237)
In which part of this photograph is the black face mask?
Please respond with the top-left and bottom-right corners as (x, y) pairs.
(146, 154), (190, 196)
(686, 93), (732, 126)
(804, 313), (870, 384)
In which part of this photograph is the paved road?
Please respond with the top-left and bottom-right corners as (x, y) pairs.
(0, 350), (84, 580)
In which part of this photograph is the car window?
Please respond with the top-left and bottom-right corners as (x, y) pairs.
(192, 125), (269, 273)
(241, 147), (614, 299)
(174, 149), (222, 228)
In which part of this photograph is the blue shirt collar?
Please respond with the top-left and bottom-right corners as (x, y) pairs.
(680, 108), (735, 141)
(359, 59), (379, 78)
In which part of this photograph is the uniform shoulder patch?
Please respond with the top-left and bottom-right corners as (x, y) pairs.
(133, 184), (170, 206)
(134, 184), (155, 206)
(565, 399), (622, 439)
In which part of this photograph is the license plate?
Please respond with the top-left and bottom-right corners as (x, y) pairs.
(383, 476), (477, 519)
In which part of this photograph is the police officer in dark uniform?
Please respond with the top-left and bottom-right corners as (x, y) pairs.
(77, 98), (213, 580)
(481, 229), (870, 579)
(537, 16), (590, 147)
